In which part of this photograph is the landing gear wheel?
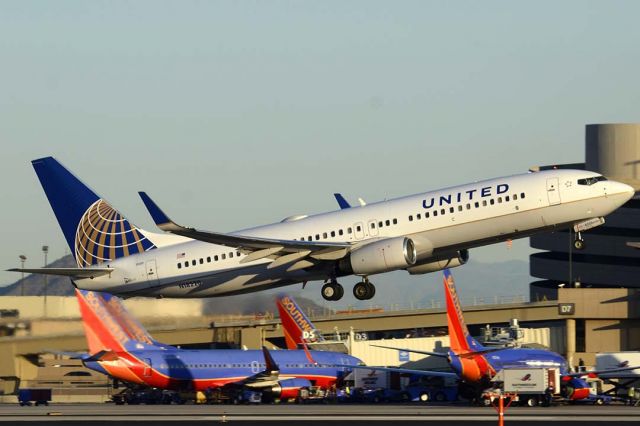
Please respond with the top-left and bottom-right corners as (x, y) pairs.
(353, 282), (369, 300)
(574, 239), (585, 250)
(353, 279), (376, 300)
(321, 282), (344, 301)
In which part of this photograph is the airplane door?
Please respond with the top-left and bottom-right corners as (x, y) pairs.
(354, 222), (365, 240)
(145, 260), (159, 286)
(143, 358), (152, 377)
(368, 220), (378, 237)
(546, 178), (561, 205)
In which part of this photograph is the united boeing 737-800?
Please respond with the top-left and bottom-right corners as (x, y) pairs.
(9, 157), (634, 301)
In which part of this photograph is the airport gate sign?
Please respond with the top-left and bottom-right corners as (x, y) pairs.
(558, 303), (575, 315)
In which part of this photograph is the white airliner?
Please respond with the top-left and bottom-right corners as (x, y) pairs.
(10, 157), (634, 301)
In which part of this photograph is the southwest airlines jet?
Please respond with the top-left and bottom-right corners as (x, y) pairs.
(344, 270), (640, 404)
(72, 288), (360, 399)
(10, 157), (634, 301)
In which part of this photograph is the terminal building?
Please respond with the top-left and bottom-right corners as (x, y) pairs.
(529, 123), (640, 366)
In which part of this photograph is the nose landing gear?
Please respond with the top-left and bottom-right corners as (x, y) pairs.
(574, 232), (585, 250)
(353, 278), (376, 300)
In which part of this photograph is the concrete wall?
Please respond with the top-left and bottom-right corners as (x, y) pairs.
(0, 296), (204, 319)
(586, 123), (640, 190)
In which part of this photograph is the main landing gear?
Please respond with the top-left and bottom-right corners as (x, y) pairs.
(353, 277), (376, 301)
(574, 231), (585, 250)
(321, 280), (344, 301)
(321, 277), (377, 301)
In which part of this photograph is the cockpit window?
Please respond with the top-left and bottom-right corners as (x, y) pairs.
(577, 175), (607, 186)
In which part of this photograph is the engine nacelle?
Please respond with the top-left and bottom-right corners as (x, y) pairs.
(406, 250), (469, 275)
(268, 378), (312, 400)
(341, 237), (417, 276)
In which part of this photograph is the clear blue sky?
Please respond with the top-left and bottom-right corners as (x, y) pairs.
(2, 1), (640, 286)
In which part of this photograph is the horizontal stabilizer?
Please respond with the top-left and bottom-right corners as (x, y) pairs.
(371, 345), (449, 358)
(84, 350), (120, 362)
(7, 267), (113, 278)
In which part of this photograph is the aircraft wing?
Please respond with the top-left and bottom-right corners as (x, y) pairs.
(138, 192), (351, 264)
(228, 347), (281, 388)
(331, 363), (458, 378)
(7, 267), (113, 278)
(564, 365), (640, 378)
(371, 345), (449, 358)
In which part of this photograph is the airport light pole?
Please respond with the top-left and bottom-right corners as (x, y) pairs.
(19, 255), (26, 296)
(42, 245), (49, 317)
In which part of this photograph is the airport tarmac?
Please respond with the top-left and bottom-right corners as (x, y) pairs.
(1, 403), (640, 425)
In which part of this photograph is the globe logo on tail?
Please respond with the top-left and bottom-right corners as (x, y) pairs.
(74, 199), (155, 267)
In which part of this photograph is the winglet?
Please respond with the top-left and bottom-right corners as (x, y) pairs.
(138, 192), (180, 231)
(262, 346), (280, 373)
(301, 341), (318, 365)
(333, 193), (351, 209)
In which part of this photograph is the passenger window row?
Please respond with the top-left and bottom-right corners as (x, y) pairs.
(296, 218), (399, 241)
(409, 192), (526, 222)
(177, 250), (242, 269)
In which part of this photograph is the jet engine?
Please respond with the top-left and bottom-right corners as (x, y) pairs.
(340, 237), (417, 276)
(266, 378), (312, 400)
(405, 250), (469, 275)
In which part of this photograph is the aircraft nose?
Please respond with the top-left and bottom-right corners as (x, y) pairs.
(619, 182), (636, 201)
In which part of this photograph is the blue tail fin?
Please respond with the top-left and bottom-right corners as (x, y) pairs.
(32, 157), (156, 267)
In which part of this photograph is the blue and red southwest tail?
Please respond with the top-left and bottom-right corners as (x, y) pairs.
(443, 269), (495, 381)
(276, 294), (324, 350)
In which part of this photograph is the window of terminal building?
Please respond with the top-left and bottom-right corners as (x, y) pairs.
(576, 319), (585, 353)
